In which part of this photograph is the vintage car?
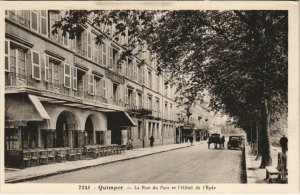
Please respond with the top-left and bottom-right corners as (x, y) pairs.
(208, 133), (222, 148)
(227, 135), (243, 150)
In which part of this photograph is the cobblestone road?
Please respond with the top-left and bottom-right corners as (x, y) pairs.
(29, 142), (245, 183)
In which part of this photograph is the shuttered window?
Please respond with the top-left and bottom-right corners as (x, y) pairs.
(5, 40), (10, 72)
(30, 10), (39, 32)
(64, 63), (71, 88)
(31, 51), (41, 80)
(40, 53), (46, 81)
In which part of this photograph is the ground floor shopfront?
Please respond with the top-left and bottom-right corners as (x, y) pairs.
(4, 93), (135, 168)
(124, 114), (178, 149)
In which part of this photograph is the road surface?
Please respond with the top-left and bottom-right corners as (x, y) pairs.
(29, 142), (246, 183)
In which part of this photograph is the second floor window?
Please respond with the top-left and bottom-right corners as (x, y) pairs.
(30, 10), (48, 37)
(73, 67), (77, 90)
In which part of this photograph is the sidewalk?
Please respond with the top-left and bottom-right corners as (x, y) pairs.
(5, 142), (195, 183)
(245, 143), (281, 183)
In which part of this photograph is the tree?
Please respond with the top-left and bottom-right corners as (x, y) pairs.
(54, 10), (287, 168)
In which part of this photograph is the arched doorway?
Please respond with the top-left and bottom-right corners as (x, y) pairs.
(55, 111), (78, 148)
(84, 116), (94, 145)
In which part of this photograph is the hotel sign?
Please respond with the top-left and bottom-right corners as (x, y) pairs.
(106, 70), (125, 84)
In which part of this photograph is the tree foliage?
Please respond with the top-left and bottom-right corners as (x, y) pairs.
(54, 10), (288, 167)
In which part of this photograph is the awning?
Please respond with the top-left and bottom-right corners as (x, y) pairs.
(107, 111), (136, 127)
(5, 94), (50, 126)
(28, 94), (50, 120)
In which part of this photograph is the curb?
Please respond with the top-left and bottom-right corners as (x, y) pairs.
(6, 145), (191, 183)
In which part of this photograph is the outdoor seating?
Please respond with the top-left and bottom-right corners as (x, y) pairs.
(265, 152), (288, 183)
(98, 146), (105, 156)
(66, 148), (77, 161)
(47, 149), (56, 163)
(30, 149), (40, 166)
(121, 145), (127, 153)
(75, 148), (83, 160)
(22, 150), (31, 168)
(92, 146), (99, 159)
(39, 149), (49, 164)
(55, 148), (66, 162)
(84, 145), (95, 157)
(105, 145), (112, 156)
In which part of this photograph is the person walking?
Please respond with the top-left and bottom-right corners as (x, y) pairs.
(221, 136), (225, 149)
(149, 135), (155, 148)
(279, 135), (288, 154)
(189, 134), (194, 146)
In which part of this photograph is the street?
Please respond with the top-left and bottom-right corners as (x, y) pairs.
(29, 142), (246, 183)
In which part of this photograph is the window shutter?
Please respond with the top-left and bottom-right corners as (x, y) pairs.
(98, 44), (102, 65)
(44, 55), (49, 82)
(142, 65), (145, 85)
(93, 35), (98, 62)
(5, 40), (10, 72)
(82, 30), (87, 57)
(64, 63), (71, 88)
(102, 78), (106, 98)
(133, 91), (137, 107)
(125, 88), (129, 105)
(73, 67), (77, 90)
(109, 44), (113, 67)
(40, 10), (47, 36)
(31, 51), (41, 80)
(142, 93), (145, 108)
(40, 53), (46, 81)
(88, 74), (95, 95)
(125, 57), (128, 77)
(102, 41), (107, 66)
(87, 32), (92, 59)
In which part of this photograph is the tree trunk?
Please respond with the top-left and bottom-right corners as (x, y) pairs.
(259, 99), (272, 168)
(256, 121), (262, 160)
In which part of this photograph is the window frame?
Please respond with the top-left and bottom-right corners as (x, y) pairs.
(31, 50), (41, 80)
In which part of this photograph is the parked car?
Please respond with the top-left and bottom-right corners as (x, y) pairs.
(227, 135), (243, 150)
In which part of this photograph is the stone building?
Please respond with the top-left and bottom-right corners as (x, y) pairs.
(4, 10), (179, 166)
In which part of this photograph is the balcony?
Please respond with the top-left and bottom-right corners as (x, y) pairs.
(5, 72), (107, 104)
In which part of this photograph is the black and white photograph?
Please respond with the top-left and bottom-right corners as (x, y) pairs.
(0, 1), (299, 194)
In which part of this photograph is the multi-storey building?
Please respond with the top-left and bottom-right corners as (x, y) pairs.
(4, 10), (179, 166)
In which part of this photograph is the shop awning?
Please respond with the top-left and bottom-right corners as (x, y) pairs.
(5, 94), (50, 127)
(107, 111), (136, 127)
(28, 94), (50, 120)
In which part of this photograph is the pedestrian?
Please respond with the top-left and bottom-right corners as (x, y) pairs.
(189, 134), (194, 146)
(221, 136), (225, 149)
(279, 135), (288, 154)
(149, 135), (155, 148)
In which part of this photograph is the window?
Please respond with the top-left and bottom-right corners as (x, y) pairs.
(30, 10), (39, 32)
(148, 70), (152, 89)
(48, 58), (61, 85)
(44, 55), (49, 82)
(31, 51), (41, 80)
(40, 10), (47, 36)
(87, 32), (92, 59)
(5, 40), (10, 72)
(102, 41), (107, 66)
(88, 74), (95, 95)
(73, 67), (77, 90)
(64, 63), (71, 88)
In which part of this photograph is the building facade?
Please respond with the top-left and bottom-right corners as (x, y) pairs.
(4, 10), (179, 167)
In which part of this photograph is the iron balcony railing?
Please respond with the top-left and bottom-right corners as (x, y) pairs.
(5, 72), (107, 104)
